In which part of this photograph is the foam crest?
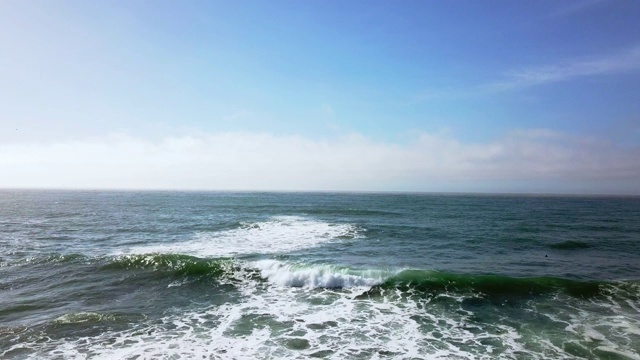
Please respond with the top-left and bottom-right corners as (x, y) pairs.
(54, 312), (115, 324)
(252, 259), (388, 288)
(124, 216), (362, 257)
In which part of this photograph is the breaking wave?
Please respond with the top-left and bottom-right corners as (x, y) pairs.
(122, 216), (363, 258)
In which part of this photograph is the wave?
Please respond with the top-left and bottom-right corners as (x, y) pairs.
(53, 312), (147, 325)
(248, 261), (640, 301)
(249, 261), (638, 299)
(55, 312), (116, 324)
(122, 216), (363, 258)
(7, 253), (639, 301)
(2, 253), (87, 268)
(4, 253), (237, 279)
(103, 254), (236, 277)
(549, 240), (590, 250)
(303, 208), (401, 217)
(251, 259), (389, 288)
(376, 270), (621, 298)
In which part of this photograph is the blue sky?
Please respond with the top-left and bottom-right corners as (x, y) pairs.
(1, 1), (639, 193)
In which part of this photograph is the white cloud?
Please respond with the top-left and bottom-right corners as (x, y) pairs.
(321, 104), (334, 115)
(548, 0), (606, 18)
(1, 130), (639, 194)
(488, 46), (640, 91)
(413, 46), (640, 102)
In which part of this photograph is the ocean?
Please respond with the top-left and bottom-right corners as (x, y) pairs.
(1, 190), (639, 359)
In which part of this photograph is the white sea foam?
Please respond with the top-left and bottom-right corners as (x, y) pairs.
(539, 286), (640, 360)
(251, 259), (389, 288)
(594, 346), (640, 360)
(123, 216), (361, 257)
(15, 274), (529, 360)
(8, 262), (640, 359)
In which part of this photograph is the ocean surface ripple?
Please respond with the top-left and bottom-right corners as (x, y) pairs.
(1, 190), (639, 359)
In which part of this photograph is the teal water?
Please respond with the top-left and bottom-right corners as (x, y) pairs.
(1, 190), (639, 359)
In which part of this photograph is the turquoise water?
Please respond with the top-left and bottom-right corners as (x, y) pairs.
(1, 190), (639, 359)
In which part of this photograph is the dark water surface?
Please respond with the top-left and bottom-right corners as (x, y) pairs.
(1, 190), (639, 359)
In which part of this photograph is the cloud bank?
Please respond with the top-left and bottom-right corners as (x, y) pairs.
(1, 130), (639, 194)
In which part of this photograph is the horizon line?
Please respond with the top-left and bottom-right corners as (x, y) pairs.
(2, 186), (639, 198)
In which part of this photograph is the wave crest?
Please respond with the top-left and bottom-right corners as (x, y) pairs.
(549, 240), (590, 250)
(123, 216), (363, 258)
(104, 254), (235, 277)
(380, 270), (606, 298)
(252, 260), (389, 288)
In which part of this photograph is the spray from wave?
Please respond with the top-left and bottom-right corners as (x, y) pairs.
(251, 259), (390, 288)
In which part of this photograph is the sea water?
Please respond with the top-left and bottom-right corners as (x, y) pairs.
(1, 190), (639, 359)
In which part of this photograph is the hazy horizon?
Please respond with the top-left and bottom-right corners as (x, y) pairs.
(3, 187), (640, 198)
